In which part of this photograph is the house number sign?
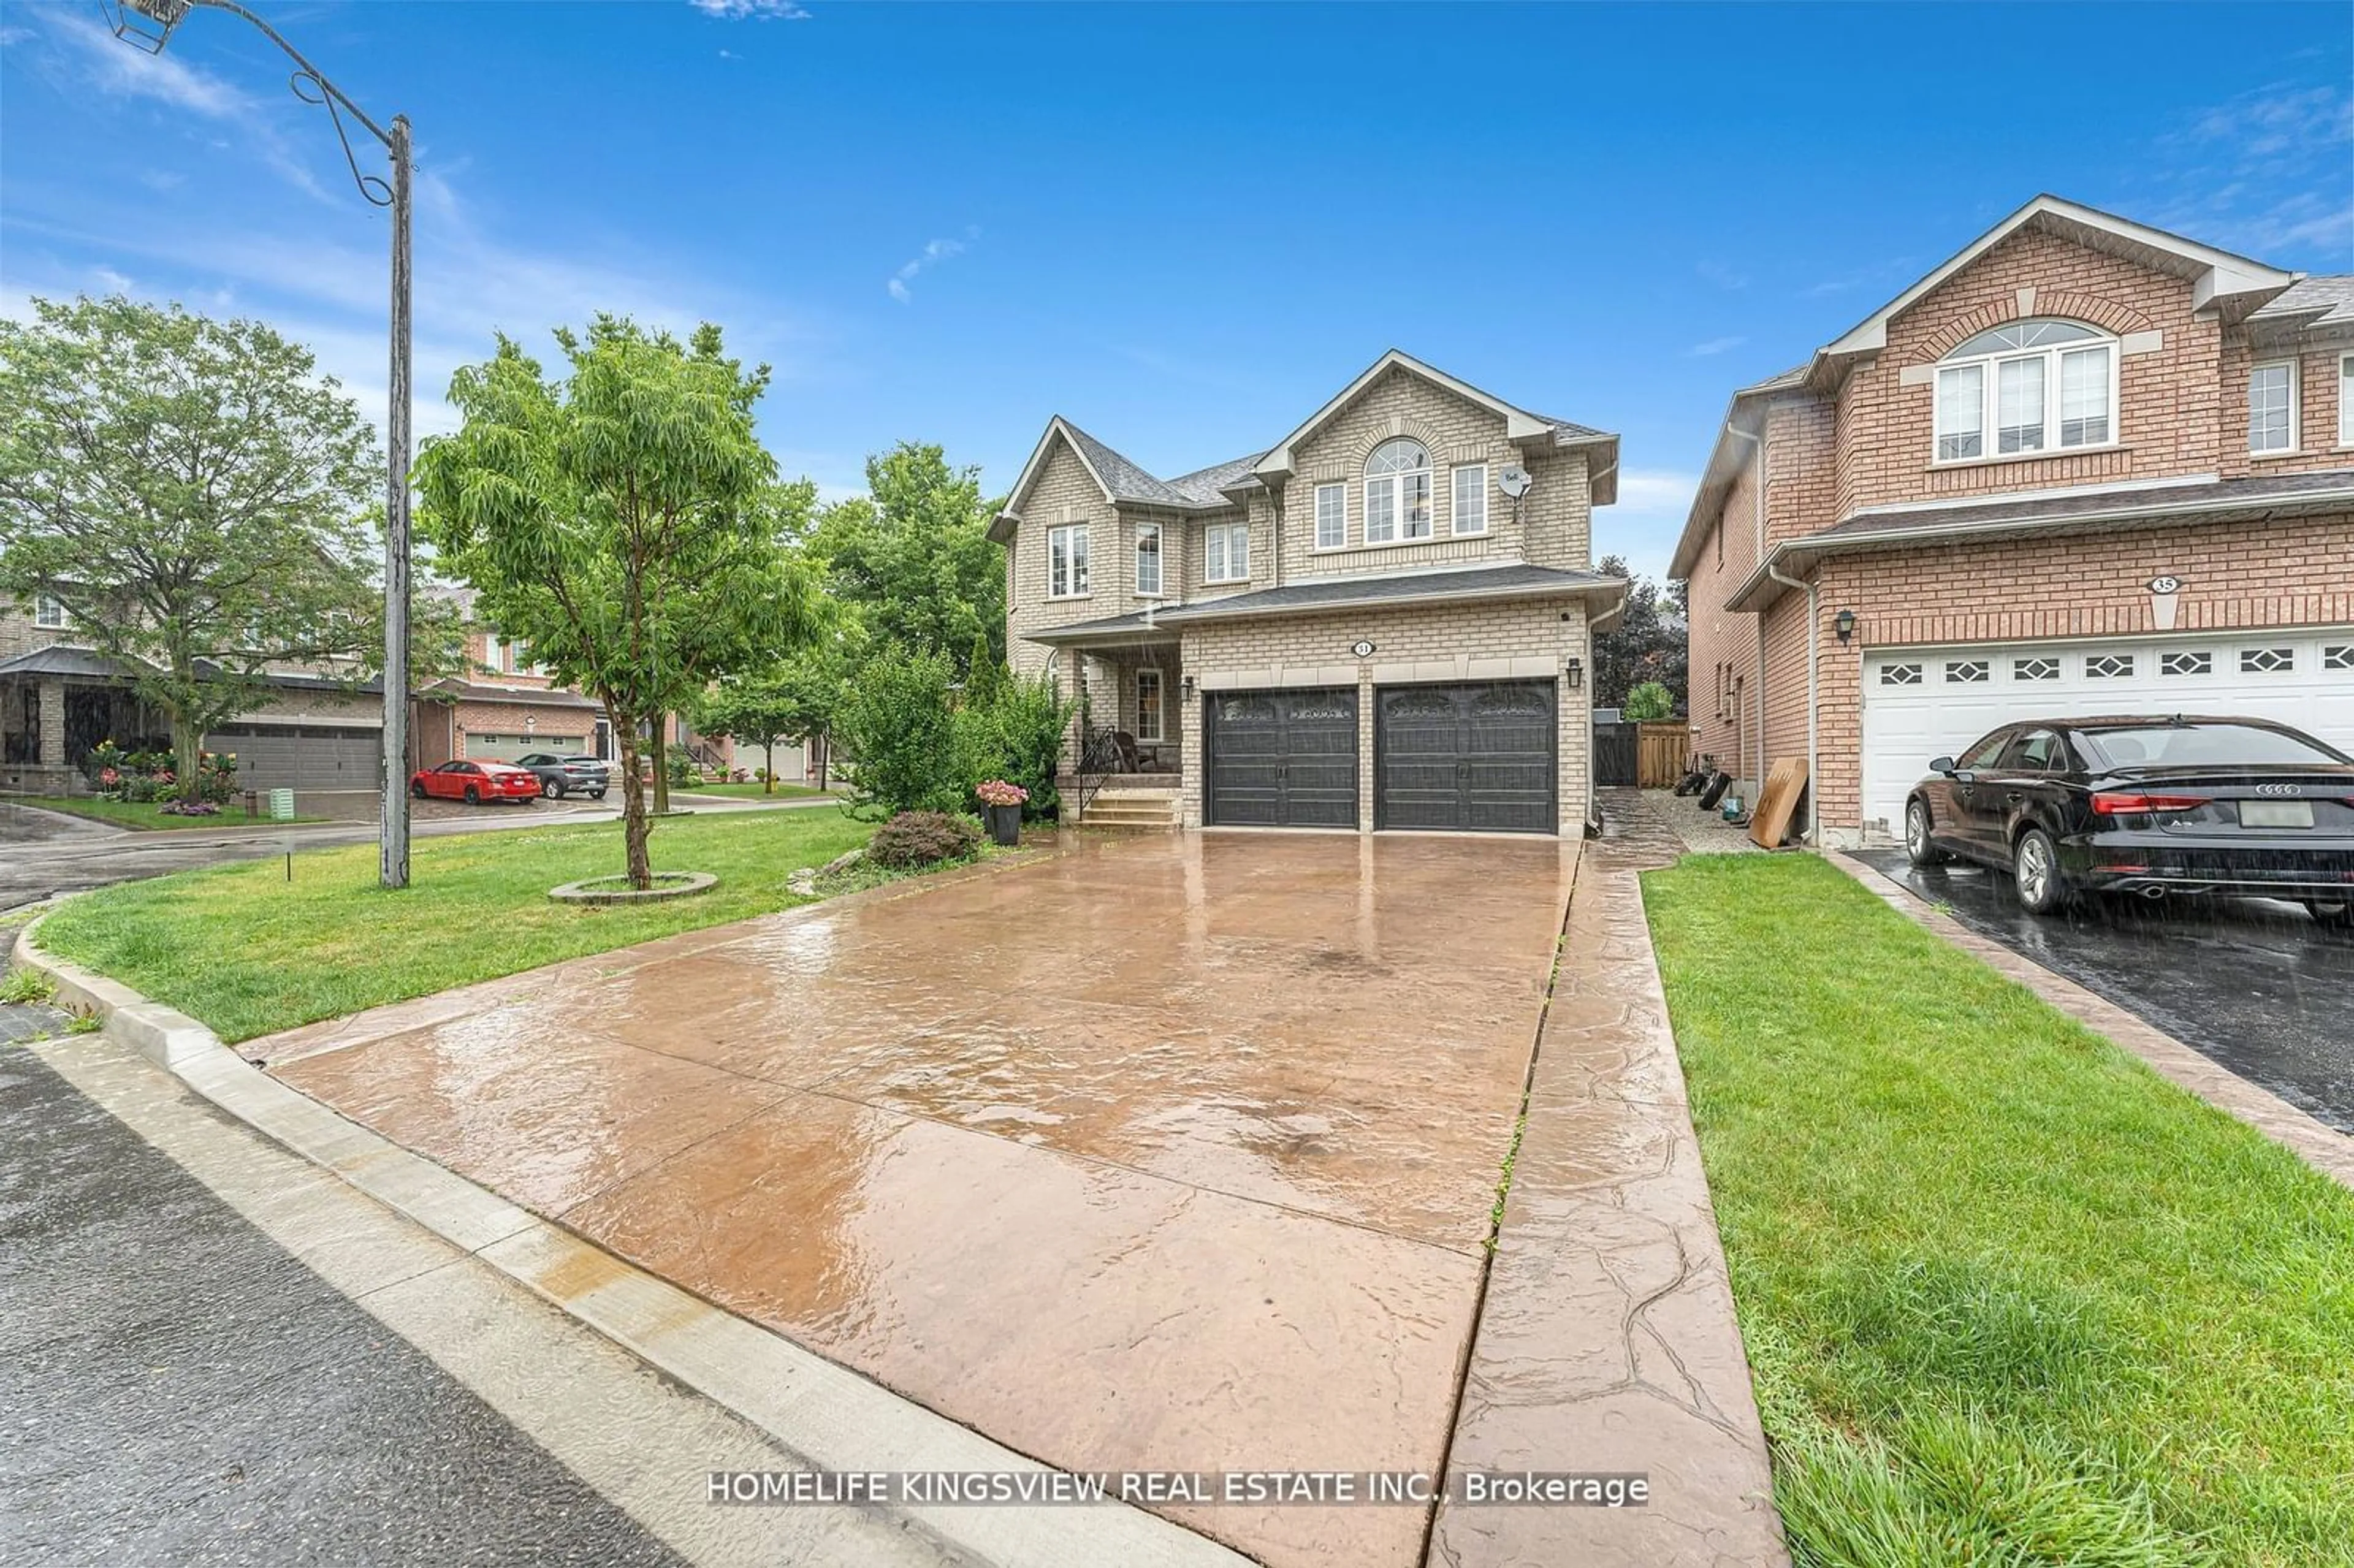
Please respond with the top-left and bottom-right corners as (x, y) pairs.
(2147, 575), (2181, 595)
(1350, 639), (1376, 658)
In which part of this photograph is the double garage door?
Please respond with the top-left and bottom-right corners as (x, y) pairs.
(1860, 628), (2354, 831)
(205, 723), (383, 792)
(1203, 680), (1556, 834)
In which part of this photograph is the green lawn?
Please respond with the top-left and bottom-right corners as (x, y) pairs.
(677, 781), (834, 801)
(37, 809), (874, 1044)
(1643, 854), (2354, 1568)
(8, 796), (327, 830)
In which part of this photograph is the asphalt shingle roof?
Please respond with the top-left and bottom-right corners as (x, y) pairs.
(1818, 468), (2354, 541)
(1156, 563), (1624, 622)
(2251, 275), (2354, 325)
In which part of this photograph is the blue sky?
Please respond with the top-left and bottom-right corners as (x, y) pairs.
(3, 1), (2348, 583)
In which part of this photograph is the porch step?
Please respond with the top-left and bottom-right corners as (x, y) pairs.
(1078, 793), (1180, 829)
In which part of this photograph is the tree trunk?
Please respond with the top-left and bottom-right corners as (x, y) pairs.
(171, 711), (205, 806)
(614, 717), (653, 890)
(650, 721), (670, 816)
(813, 730), (828, 790)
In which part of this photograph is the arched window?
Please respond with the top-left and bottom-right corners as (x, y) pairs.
(1933, 318), (2114, 462)
(1363, 438), (1432, 542)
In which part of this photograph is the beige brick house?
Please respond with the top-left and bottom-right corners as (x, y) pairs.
(992, 351), (1626, 835)
(1675, 196), (2354, 845)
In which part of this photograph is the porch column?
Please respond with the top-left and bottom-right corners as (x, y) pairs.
(36, 679), (64, 767)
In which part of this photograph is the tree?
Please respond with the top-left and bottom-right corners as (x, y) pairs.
(1594, 554), (1688, 712)
(804, 441), (1004, 679)
(698, 668), (803, 794)
(413, 315), (812, 888)
(1623, 680), (1675, 721)
(0, 296), (406, 804)
(833, 642), (962, 816)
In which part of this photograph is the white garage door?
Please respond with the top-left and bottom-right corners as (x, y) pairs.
(1861, 628), (2354, 832)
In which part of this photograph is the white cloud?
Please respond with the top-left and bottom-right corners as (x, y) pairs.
(1686, 335), (1745, 357)
(2143, 82), (2353, 259)
(887, 232), (973, 303)
(1598, 468), (1701, 587)
(689, 0), (811, 18)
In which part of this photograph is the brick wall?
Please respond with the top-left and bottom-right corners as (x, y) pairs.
(1683, 456), (1761, 780)
(1175, 595), (1593, 837)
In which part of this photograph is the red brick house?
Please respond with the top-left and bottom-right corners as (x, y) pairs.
(1674, 195), (2354, 845)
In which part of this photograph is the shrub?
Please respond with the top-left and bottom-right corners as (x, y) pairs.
(953, 671), (1073, 820)
(836, 644), (964, 816)
(867, 809), (983, 869)
(1623, 680), (1676, 721)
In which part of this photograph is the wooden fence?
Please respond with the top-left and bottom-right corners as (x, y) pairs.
(1636, 722), (1689, 788)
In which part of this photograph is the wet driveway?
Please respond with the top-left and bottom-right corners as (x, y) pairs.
(1856, 851), (2354, 1133)
(256, 831), (1580, 1568)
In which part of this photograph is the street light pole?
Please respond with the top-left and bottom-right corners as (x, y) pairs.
(107, 0), (414, 889)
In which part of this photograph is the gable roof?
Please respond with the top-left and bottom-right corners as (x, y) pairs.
(1670, 194), (2307, 579)
(2249, 273), (2354, 329)
(992, 417), (1262, 541)
(1252, 349), (1617, 502)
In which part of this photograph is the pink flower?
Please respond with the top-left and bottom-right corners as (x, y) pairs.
(975, 779), (1029, 807)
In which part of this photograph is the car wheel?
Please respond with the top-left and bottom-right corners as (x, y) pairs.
(1905, 800), (1949, 866)
(463, 785), (481, 805)
(542, 777), (563, 799)
(2012, 826), (2070, 915)
(409, 780), (427, 799)
(589, 790), (607, 801)
(2304, 898), (2354, 929)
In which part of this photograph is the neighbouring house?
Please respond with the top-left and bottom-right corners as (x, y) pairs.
(1674, 194), (2354, 846)
(1, 593), (384, 797)
(409, 616), (611, 770)
(993, 350), (1627, 835)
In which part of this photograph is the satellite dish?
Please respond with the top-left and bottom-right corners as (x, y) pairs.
(1498, 466), (1533, 498)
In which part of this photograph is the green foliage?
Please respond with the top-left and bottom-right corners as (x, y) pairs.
(1622, 680), (1675, 721)
(0, 295), (427, 800)
(804, 441), (1004, 677)
(413, 315), (814, 886)
(866, 810), (983, 870)
(0, 967), (55, 1006)
(833, 642), (963, 815)
(1593, 554), (1687, 712)
(952, 671), (1074, 820)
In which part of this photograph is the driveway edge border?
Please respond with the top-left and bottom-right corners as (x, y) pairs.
(8, 915), (1248, 1568)
(1828, 852), (2354, 1192)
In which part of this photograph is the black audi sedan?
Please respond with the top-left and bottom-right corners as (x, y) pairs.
(1904, 715), (2354, 924)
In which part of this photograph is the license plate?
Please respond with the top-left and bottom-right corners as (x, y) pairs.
(2241, 800), (2314, 829)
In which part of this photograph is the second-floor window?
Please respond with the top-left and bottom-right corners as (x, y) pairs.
(1049, 523), (1090, 597)
(2249, 360), (2296, 454)
(1933, 319), (2113, 462)
(34, 593), (66, 628)
(1204, 522), (1249, 583)
(1135, 523), (1162, 596)
(1314, 482), (1346, 549)
(1452, 465), (1487, 535)
(1363, 438), (1432, 542)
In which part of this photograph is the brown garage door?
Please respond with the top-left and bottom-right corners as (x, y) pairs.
(1374, 680), (1556, 834)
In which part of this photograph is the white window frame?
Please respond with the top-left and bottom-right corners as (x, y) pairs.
(1450, 464), (1487, 536)
(1362, 439), (1432, 544)
(1203, 522), (1249, 584)
(1931, 321), (2117, 465)
(1048, 523), (1090, 598)
(1133, 522), (1162, 597)
(32, 593), (66, 629)
(2249, 359), (2298, 454)
(2341, 354), (2354, 448)
(1313, 482), (1347, 550)
(1134, 668), (1164, 742)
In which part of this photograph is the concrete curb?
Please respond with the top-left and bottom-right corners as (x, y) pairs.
(9, 915), (1246, 1568)
(1828, 852), (2354, 1192)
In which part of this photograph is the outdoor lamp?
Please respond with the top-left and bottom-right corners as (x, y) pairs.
(1181, 674), (1197, 701)
(107, 0), (190, 51)
(1563, 657), (1583, 690)
(1834, 609), (1857, 644)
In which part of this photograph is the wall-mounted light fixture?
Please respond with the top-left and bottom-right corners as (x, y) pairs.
(1181, 674), (1197, 701)
(1563, 657), (1583, 690)
(1834, 608), (1857, 645)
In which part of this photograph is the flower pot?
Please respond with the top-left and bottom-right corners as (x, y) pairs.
(986, 803), (1022, 847)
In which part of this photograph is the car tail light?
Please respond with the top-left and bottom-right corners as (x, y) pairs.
(2090, 792), (2206, 816)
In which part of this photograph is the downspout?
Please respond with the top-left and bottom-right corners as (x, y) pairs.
(1723, 422), (1766, 791)
(1764, 549), (1819, 846)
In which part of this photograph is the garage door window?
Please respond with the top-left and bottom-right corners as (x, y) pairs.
(1945, 660), (1989, 683)
(2326, 645), (2354, 671)
(1880, 663), (1923, 685)
(2242, 647), (2295, 674)
(2160, 650), (2212, 677)
(2087, 653), (2134, 679)
(2014, 657), (2060, 680)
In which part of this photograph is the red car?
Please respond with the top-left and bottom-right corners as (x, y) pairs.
(409, 759), (543, 805)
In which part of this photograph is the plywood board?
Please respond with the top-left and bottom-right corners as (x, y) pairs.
(1749, 756), (1808, 849)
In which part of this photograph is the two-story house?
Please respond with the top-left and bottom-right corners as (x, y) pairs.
(994, 351), (1626, 836)
(1674, 195), (2354, 846)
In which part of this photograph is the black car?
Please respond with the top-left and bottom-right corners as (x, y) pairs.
(511, 752), (609, 801)
(1904, 715), (2354, 924)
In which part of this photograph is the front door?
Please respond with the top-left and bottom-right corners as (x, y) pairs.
(1204, 687), (1358, 828)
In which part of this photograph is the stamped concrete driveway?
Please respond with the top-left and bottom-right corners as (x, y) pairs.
(256, 831), (1579, 1568)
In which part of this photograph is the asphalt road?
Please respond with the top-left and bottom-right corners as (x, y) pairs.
(1856, 850), (2354, 1135)
(0, 1046), (683, 1568)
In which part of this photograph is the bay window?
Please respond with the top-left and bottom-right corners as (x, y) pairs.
(1933, 319), (2113, 463)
